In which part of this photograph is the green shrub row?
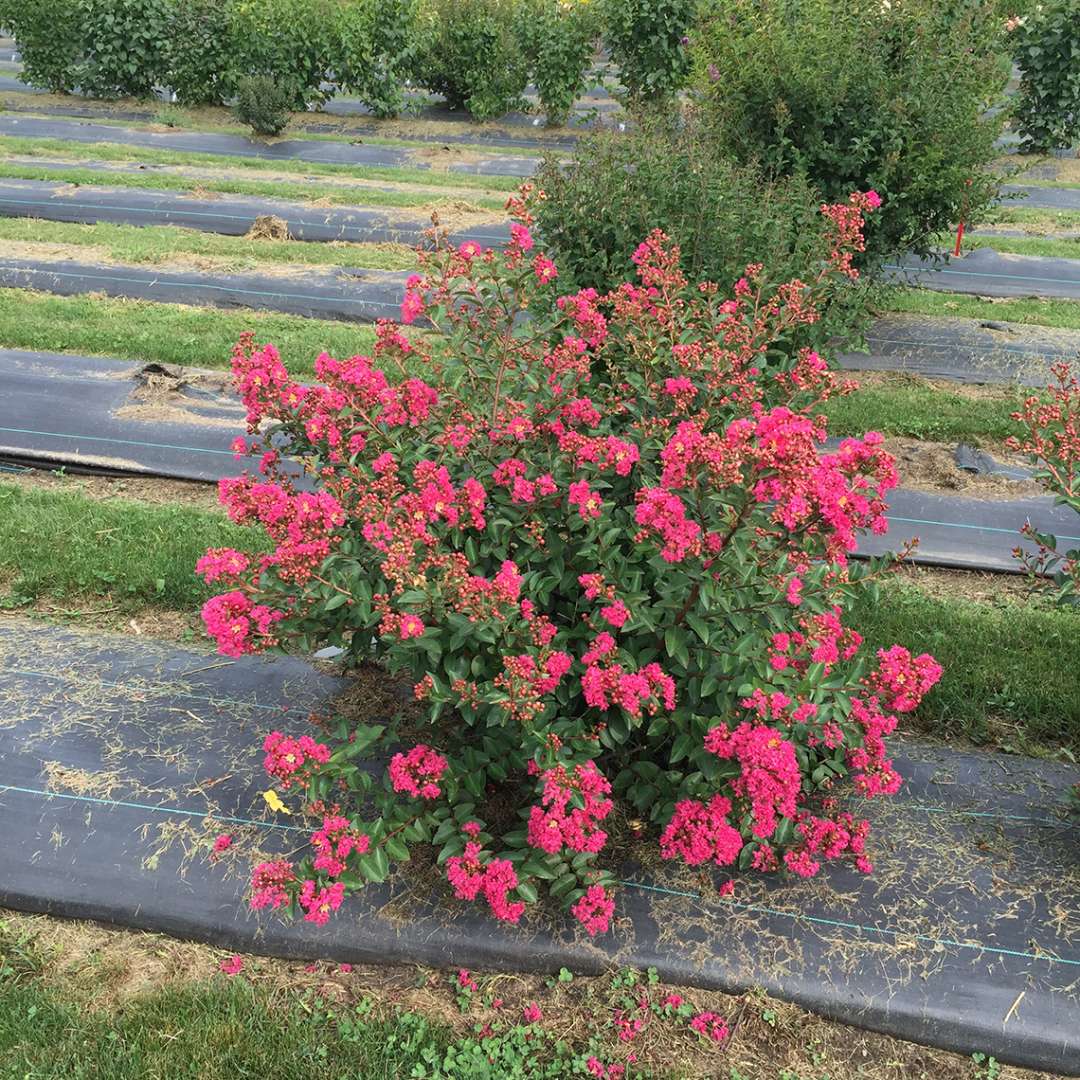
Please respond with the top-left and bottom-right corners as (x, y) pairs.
(1009, 0), (1080, 152)
(0, 0), (699, 122)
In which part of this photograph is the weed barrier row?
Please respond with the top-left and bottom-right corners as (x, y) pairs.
(0, 622), (1075, 1073)
(0, 179), (511, 247)
(0, 115), (539, 178)
(2, 349), (1077, 571)
(0, 258), (408, 323)
(837, 313), (1080, 386)
(886, 247), (1080, 300)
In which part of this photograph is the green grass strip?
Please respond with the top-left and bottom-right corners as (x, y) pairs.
(965, 234), (1080, 260)
(823, 373), (1026, 444)
(878, 286), (1080, 330)
(0, 290), (379, 374)
(0, 978), (458, 1078)
(0, 217), (419, 272)
(990, 206), (1080, 231)
(0, 483), (262, 610)
(850, 579), (1080, 755)
(0, 134), (520, 194)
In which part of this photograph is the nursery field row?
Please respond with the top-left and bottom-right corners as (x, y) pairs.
(1, 473), (1077, 758)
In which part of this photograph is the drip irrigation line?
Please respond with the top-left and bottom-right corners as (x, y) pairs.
(887, 512), (1080, 543)
(1, 782), (1074, 968)
(0, 783), (306, 832)
(0, 425), (236, 457)
(884, 262), (1080, 287)
(0, 666), (319, 718)
(617, 879), (1080, 969)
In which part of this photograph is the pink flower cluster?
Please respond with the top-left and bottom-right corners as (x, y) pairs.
(659, 795), (743, 866)
(298, 878), (345, 925)
(582, 654), (676, 719)
(705, 722), (802, 839)
(311, 814), (370, 877)
(633, 488), (702, 562)
(445, 842), (525, 923)
(689, 1011), (730, 1043)
(527, 761), (613, 855)
(249, 859), (295, 910)
(570, 884), (615, 936)
(263, 730), (331, 789)
(388, 744), (448, 799)
(201, 591), (284, 657)
(869, 646), (943, 713)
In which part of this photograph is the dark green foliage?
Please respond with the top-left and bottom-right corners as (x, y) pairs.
(1011, 0), (1080, 152)
(534, 110), (868, 343)
(0, 0), (83, 93)
(517, 0), (598, 126)
(411, 0), (529, 122)
(163, 0), (235, 106)
(234, 74), (293, 136)
(601, 0), (697, 104)
(334, 0), (418, 119)
(694, 0), (1010, 264)
(72, 0), (172, 98)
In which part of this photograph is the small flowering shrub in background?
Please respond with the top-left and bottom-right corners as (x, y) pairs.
(693, 0), (1009, 264)
(200, 185), (941, 935)
(600, 0), (697, 105)
(1008, 363), (1080, 605)
(516, 0), (599, 127)
(234, 75), (293, 138)
(411, 0), (529, 122)
(1009, 0), (1080, 153)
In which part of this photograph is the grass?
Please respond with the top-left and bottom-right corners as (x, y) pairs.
(0, 217), (420, 273)
(0, 290), (381, 373)
(987, 206), (1080, 232)
(878, 286), (1080, 330)
(0, 134), (521, 195)
(965, 234), (1080, 260)
(0, 483), (262, 611)
(0, 912), (1033, 1080)
(824, 373), (1026, 444)
(850, 577), (1080, 756)
(0, 977), (465, 1080)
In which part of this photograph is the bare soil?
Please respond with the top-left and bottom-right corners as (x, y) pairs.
(0, 465), (221, 510)
(882, 436), (1043, 499)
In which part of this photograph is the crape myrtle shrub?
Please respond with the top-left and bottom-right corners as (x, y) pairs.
(1008, 363), (1080, 604)
(334, 0), (418, 120)
(533, 109), (871, 346)
(2, 0), (169, 99)
(235, 74), (293, 136)
(198, 187), (942, 933)
(693, 0), (1010, 265)
(1009, 0), (1080, 153)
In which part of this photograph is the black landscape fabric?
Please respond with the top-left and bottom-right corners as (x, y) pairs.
(886, 247), (1080, 300)
(0, 621), (1076, 1073)
(0, 258), (409, 322)
(839, 314), (1080, 386)
(1, 350), (1078, 571)
(0, 115), (539, 177)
